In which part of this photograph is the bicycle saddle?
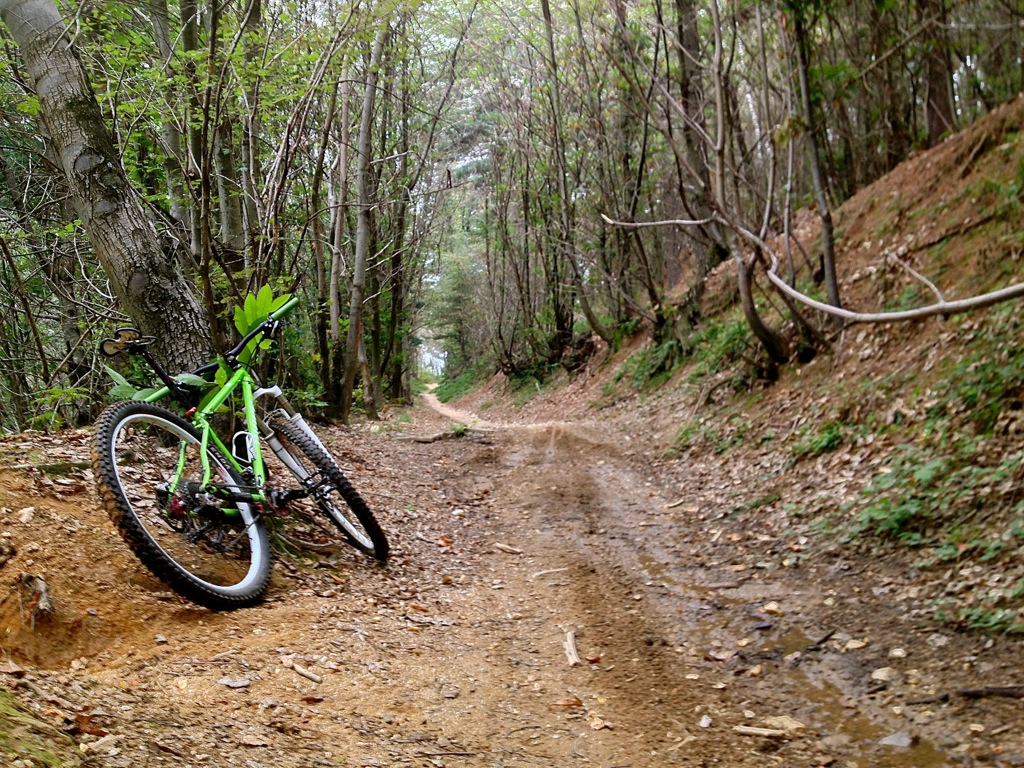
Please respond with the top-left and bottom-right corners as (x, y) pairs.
(100, 327), (156, 357)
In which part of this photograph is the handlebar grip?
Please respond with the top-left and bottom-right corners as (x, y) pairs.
(270, 295), (300, 321)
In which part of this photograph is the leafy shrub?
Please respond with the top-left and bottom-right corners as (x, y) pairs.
(792, 420), (845, 459)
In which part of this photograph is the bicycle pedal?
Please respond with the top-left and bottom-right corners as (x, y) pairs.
(268, 487), (306, 513)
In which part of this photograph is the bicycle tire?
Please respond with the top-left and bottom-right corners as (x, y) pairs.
(267, 416), (389, 561)
(92, 401), (272, 609)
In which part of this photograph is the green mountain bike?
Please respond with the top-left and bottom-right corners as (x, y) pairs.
(91, 296), (388, 610)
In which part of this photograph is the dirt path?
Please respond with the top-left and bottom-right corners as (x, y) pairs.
(0, 399), (1021, 767)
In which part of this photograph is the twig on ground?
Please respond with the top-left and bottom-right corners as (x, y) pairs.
(564, 631), (582, 666)
(530, 567), (569, 580)
(957, 686), (1024, 700)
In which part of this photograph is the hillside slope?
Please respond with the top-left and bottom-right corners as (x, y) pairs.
(453, 94), (1024, 633)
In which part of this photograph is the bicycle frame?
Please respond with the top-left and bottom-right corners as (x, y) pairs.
(135, 296), (310, 507)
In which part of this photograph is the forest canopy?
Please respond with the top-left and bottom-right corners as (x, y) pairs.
(0, 0), (1020, 432)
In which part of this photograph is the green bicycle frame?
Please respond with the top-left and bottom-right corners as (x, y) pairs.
(140, 296), (301, 505)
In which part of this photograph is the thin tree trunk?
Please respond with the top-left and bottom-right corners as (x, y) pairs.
(793, 10), (843, 327)
(341, 26), (386, 424)
(920, 0), (956, 146)
(149, 0), (192, 239)
(0, 236), (49, 382)
(539, 0), (612, 347)
(311, 83), (338, 396)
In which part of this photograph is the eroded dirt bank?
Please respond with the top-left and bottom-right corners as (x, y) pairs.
(0, 397), (1021, 767)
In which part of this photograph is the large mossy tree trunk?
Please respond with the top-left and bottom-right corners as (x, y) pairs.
(0, 0), (214, 371)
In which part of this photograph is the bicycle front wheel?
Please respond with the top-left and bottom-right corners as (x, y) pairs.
(92, 401), (272, 610)
(267, 415), (388, 561)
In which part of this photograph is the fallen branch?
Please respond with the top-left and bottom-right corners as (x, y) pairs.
(4, 461), (90, 472)
(957, 686), (1024, 700)
(17, 573), (53, 629)
(281, 656), (323, 684)
(733, 725), (786, 738)
(564, 631), (582, 666)
(530, 567), (569, 580)
(493, 543), (523, 555)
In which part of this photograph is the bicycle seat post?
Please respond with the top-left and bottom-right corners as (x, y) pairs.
(138, 347), (193, 408)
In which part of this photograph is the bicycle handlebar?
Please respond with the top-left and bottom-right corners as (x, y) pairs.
(223, 296), (299, 364)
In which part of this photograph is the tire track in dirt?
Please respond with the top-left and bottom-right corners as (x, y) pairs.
(420, 394), (957, 767)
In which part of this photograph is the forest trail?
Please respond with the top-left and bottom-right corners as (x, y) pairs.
(0, 395), (1021, 767)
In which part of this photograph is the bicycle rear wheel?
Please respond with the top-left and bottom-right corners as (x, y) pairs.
(92, 401), (271, 609)
(266, 415), (388, 561)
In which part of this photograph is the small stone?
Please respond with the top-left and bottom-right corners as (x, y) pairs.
(871, 667), (899, 683)
(764, 715), (804, 732)
(218, 677), (251, 689)
(879, 732), (914, 748)
(889, 647), (907, 659)
(761, 601), (783, 616)
(926, 633), (950, 649)
(17, 507), (34, 524)
(155, 634), (168, 644)
(698, 715), (713, 728)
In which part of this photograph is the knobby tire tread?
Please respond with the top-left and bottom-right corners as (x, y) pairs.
(92, 401), (271, 610)
(269, 417), (389, 562)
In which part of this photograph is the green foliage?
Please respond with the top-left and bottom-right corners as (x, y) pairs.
(673, 414), (753, 455)
(29, 386), (91, 431)
(103, 364), (212, 404)
(687, 315), (751, 382)
(616, 340), (681, 389)
(233, 286), (292, 365)
(928, 308), (1024, 433)
(792, 420), (846, 459)
(435, 363), (488, 403)
(944, 607), (1024, 634)
(853, 430), (1024, 546)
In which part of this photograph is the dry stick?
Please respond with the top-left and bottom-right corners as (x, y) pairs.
(957, 686), (1024, 700)
(602, 211), (1024, 324)
(283, 659), (322, 684)
(530, 567), (569, 580)
(733, 725), (786, 738)
(887, 254), (946, 302)
(563, 631), (582, 666)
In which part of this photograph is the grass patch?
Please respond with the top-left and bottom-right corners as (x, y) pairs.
(792, 420), (846, 459)
(435, 363), (488, 403)
(852, 428), (1024, 547)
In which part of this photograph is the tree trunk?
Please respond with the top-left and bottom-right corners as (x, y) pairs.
(0, 0), (213, 370)
(327, 65), (352, 417)
(341, 26), (386, 424)
(149, 0), (192, 240)
(539, 0), (612, 347)
(793, 10), (843, 327)
(920, 0), (956, 147)
(311, 84), (337, 397)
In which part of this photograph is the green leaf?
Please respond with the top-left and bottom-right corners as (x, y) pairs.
(16, 96), (41, 116)
(108, 383), (138, 400)
(174, 372), (214, 387)
(103, 365), (131, 387)
(132, 388), (158, 400)
(233, 303), (247, 336)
